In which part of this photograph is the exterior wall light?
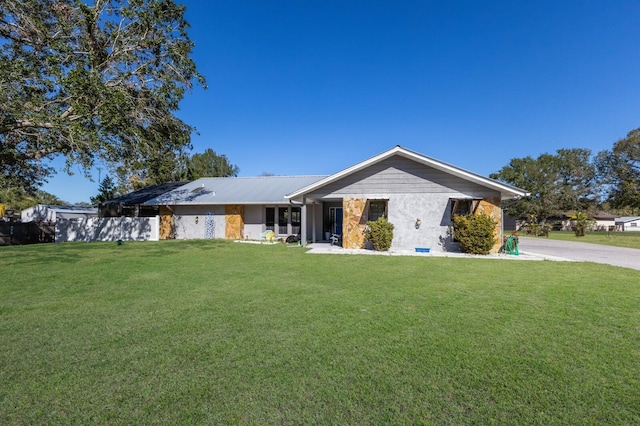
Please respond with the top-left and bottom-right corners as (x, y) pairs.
(195, 216), (199, 224)
(415, 218), (421, 229)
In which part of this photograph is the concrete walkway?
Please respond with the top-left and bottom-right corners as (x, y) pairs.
(304, 242), (561, 263)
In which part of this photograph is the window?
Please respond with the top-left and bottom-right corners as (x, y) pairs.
(368, 200), (387, 222)
(451, 199), (472, 217)
(278, 208), (288, 235)
(449, 199), (477, 243)
(265, 207), (275, 231)
(631, 223), (638, 228)
(291, 207), (301, 234)
(268, 207), (299, 235)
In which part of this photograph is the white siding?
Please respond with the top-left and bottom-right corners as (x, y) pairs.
(173, 205), (225, 239)
(387, 194), (457, 252)
(56, 217), (159, 242)
(306, 156), (498, 199)
(622, 220), (640, 231)
(21, 205), (56, 222)
(244, 205), (263, 240)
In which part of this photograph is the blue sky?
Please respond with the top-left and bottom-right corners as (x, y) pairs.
(42, 0), (640, 204)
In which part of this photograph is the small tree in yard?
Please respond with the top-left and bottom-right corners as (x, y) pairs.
(366, 217), (394, 251)
(452, 214), (497, 255)
(570, 211), (593, 237)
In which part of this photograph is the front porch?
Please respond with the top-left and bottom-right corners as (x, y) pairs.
(299, 197), (373, 249)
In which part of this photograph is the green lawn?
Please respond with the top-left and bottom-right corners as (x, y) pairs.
(1, 240), (639, 425)
(521, 230), (640, 249)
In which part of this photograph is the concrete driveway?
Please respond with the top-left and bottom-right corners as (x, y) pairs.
(519, 236), (640, 271)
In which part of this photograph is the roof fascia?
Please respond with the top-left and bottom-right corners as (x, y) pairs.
(144, 201), (293, 206)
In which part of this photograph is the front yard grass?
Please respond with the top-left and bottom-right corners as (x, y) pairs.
(1, 240), (638, 424)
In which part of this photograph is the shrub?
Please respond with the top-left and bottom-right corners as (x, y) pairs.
(452, 214), (497, 255)
(365, 217), (394, 251)
(524, 222), (552, 237)
(523, 214), (552, 237)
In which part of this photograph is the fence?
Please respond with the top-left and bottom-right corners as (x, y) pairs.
(56, 217), (160, 243)
(0, 222), (55, 246)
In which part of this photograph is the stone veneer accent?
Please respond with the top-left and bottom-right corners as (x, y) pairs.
(159, 205), (173, 240)
(476, 197), (502, 253)
(343, 198), (367, 249)
(225, 205), (244, 240)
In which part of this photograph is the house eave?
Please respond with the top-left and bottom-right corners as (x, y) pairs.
(144, 200), (295, 207)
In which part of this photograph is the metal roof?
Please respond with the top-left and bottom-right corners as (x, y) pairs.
(25, 205), (98, 215)
(101, 182), (188, 206)
(615, 216), (640, 223)
(53, 206), (98, 214)
(144, 175), (328, 206)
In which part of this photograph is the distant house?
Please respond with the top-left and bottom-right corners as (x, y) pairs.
(556, 210), (617, 232)
(591, 211), (617, 231)
(615, 216), (640, 232)
(144, 146), (528, 252)
(20, 205), (98, 223)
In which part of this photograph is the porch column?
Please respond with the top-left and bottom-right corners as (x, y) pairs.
(301, 197), (307, 247)
(311, 201), (316, 243)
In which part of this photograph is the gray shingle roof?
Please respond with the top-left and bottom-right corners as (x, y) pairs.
(144, 176), (328, 205)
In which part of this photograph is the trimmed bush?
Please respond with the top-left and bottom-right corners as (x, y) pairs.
(365, 217), (394, 251)
(452, 214), (497, 255)
(525, 222), (552, 237)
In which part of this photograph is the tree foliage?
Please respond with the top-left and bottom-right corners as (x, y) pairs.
(115, 150), (189, 190)
(90, 175), (117, 205)
(490, 149), (596, 224)
(0, 0), (205, 193)
(0, 187), (64, 211)
(114, 148), (239, 190)
(595, 128), (640, 213)
(185, 149), (239, 180)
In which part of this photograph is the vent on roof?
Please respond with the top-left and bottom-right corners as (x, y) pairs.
(190, 185), (205, 194)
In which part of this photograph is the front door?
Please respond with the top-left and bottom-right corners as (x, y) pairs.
(329, 207), (343, 235)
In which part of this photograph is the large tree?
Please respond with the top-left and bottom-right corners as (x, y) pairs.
(113, 148), (239, 190)
(185, 148), (239, 180)
(595, 128), (640, 214)
(490, 148), (597, 224)
(0, 0), (205, 194)
(0, 187), (64, 211)
(90, 174), (117, 205)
